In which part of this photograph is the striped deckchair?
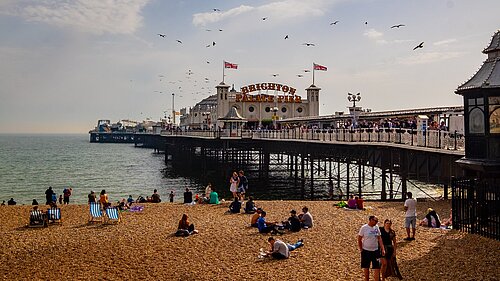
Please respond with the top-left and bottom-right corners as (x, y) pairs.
(28, 210), (47, 228)
(105, 207), (121, 224)
(89, 202), (104, 223)
(47, 208), (62, 224)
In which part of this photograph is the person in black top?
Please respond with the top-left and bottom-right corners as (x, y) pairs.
(379, 219), (402, 280)
(183, 188), (193, 204)
(7, 198), (16, 205)
(228, 197), (241, 213)
(244, 196), (257, 214)
(284, 210), (301, 232)
(151, 189), (161, 203)
(45, 186), (54, 205)
(32, 199), (39, 205)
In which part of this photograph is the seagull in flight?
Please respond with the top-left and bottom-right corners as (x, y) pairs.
(330, 21), (339, 25)
(413, 42), (424, 50)
(271, 74), (279, 77)
(284, 35), (289, 39)
(365, 21), (368, 25)
(303, 70), (311, 72)
(206, 44), (211, 48)
(391, 24), (405, 28)
(218, 29), (223, 32)
(212, 41), (216, 46)
(176, 40), (182, 44)
(213, 8), (220, 11)
(302, 43), (315, 46)
(297, 74), (303, 77)
(262, 17), (268, 20)
(205, 29), (212, 32)
(157, 33), (166, 38)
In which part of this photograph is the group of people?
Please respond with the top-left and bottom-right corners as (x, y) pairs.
(229, 170), (248, 200)
(250, 206), (314, 235)
(347, 195), (365, 210)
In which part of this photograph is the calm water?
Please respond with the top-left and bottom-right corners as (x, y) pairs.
(0, 134), (202, 205)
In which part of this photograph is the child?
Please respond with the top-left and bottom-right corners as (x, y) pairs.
(169, 191), (174, 203)
(58, 195), (63, 205)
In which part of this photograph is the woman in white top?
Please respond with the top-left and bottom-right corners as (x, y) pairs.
(229, 172), (239, 198)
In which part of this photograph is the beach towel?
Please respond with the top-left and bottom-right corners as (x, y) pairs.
(129, 205), (144, 212)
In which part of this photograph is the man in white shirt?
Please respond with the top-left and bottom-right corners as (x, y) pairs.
(266, 237), (290, 259)
(404, 192), (417, 241)
(300, 206), (314, 228)
(358, 216), (385, 281)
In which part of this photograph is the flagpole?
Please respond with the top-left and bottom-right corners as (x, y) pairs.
(222, 60), (225, 83)
(312, 62), (315, 85)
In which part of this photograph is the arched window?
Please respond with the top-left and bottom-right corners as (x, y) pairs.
(249, 106), (255, 112)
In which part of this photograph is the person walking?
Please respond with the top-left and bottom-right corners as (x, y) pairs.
(404, 192), (417, 241)
(358, 215), (385, 281)
(63, 188), (72, 204)
(45, 186), (54, 205)
(380, 219), (402, 280)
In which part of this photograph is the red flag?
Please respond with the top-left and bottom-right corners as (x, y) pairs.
(224, 61), (238, 69)
(313, 63), (327, 71)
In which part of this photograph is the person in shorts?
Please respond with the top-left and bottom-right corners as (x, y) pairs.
(358, 215), (385, 281)
(404, 192), (417, 240)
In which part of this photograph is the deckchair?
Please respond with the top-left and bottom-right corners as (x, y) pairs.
(89, 202), (104, 223)
(28, 210), (47, 228)
(105, 207), (121, 224)
(47, 207), (62, 224)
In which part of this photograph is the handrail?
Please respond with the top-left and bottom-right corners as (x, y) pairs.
(159, 128), (465, 151)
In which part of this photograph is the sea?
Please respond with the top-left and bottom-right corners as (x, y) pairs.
(0, 134), (202, 205)
(0, 134), (443, 205)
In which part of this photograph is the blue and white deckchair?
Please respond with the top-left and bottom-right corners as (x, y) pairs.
(105, 207), (121, 224)
(28, 210), (47, 228)
(89, 202), (104, 223)
(47, 208), (62, 224)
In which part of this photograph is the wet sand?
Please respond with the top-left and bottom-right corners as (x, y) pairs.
(0, 199), (498, 280)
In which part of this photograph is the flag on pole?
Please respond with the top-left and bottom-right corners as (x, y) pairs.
(313, 63), (327, 71)
(224, 61), (238, 69)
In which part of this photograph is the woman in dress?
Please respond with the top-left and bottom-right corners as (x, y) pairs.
(380, 219), (402, 280)
(229, 171), (239, 199)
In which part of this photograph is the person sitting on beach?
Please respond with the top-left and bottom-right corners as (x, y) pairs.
(356, 196), (365, 210)
(442, 209), (452, 227)
(251, 208), (262, 227)
(1, 201), (5, 206)
(88, 191), (97, 204)
(151, 189), (161, 203)
(175, 214), (199, 237)
(347, 195), (357, 209)
(419, 208), (441, 228)
(244, 196), (257, 214)
(257, 211), (281, 234)
(32, 199), (39, 205)
(100, 189), (110, 209)
(283, 210), (301, 232)
(136, 196), (147, 203)
(184, 188), (193, 204)
(7, 198), (16, 205)
(228, 197), (241, 214)
(117, 199), (129, 211)
(299, 206), (314, 228)
(209, 188), (220, 204)
(127, 195), (134, 206)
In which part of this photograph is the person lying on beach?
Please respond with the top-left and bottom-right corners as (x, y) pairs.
(299, 206), (314, 229)
(263, 237), (304, 259)
(175, 214), (199, 237)
(228, 197), (241, 213)
(282, 210), (301, 232)
(251, 208), (262, 227)
(244, 197), (257, 214)
(347, 195), (357, 209)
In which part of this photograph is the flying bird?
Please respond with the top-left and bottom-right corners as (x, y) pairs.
(302, 43), (315, 46)
(330, 21), (339, 25)
(391, 24), (405, 28)
(365, 21), (368, 25)
(206, 61), (210, 64)
(262, 17), (268, 20)
(157, 33), (166, 38)
(205, 29), (212, 31)
(176, 40), (182, 44)
(303, 70), (311, 72)
(213, 8), (220, 11)
(218, 29), (223, 32)
(413, 42), (424, 50)
(284, 35), (289, 39)
(297, 74), (303, 77)
(271, 74), (279, 77)
(212, 41), (216, 46)
(206, 44), (211, 48)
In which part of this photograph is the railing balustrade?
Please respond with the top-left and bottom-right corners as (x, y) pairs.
(160, 128), (465, 151)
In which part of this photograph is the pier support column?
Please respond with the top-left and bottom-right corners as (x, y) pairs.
(310, 156), (315, 200)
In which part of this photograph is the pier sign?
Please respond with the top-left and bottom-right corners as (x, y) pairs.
(237, 82), (301, 103)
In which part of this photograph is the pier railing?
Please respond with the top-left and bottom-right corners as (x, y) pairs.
(162, 128), (465, 151)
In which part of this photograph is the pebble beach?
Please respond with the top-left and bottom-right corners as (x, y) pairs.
(1, 199), (498, 281)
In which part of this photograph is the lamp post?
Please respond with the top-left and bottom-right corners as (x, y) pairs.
(171, 93), (176, 124)
(272, 106), (279, 130)
(347, 92), (361, 128)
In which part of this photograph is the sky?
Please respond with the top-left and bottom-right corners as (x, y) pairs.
(0, 0), (499, 133)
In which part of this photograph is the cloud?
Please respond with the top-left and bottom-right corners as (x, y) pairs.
(2, 0), (149, 34)
(396, 51), (464, 65)
(433, 38), (458, 46)
(192, 0), (333, 26)
(363, 28), (388, 44)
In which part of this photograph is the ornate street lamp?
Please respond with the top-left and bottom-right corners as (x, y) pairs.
(347, 92), (361, 128)
(272, 106), (279, 130)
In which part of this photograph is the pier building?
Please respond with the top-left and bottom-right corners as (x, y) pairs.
(179, 82), (320, 129)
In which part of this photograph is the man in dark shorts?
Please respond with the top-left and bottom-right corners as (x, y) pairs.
(358, 215), (385, 281)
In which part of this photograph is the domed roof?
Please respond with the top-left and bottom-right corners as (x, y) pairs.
(457, 30), (500, 92)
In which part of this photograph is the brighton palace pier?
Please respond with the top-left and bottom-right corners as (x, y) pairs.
(179, 82), (320, 129)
